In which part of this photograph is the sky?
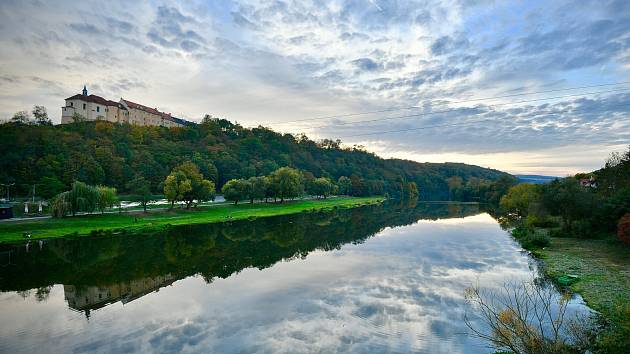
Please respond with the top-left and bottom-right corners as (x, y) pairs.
(0, 0), (629, 175)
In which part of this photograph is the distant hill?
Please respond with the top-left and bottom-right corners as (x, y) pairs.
(0, 118), (513, 201)
(516, 175), (559, 184)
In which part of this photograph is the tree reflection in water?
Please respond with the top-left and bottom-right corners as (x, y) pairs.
(0, 201), (481, 315)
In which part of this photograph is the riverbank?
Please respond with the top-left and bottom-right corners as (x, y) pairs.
(0, 197), (383, 243)
(539, 237), (630, 316)
(513, 228), (630, 351)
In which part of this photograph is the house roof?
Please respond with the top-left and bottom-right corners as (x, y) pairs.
(121, 99), (162, 115)
(65, 94), (120, 107)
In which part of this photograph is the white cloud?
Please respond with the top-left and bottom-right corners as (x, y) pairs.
(0, 0), (628, 174)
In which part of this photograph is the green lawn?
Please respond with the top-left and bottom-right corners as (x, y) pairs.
(539, 237), (630, 316)
(0, 197), (383, 243)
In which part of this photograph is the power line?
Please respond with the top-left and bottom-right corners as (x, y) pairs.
(335, 101), (630, 139)
(276, 80), (630, 124)
(301, 87), (630, 130)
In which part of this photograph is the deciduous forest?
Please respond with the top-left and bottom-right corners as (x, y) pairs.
(1, 116), (513, 201)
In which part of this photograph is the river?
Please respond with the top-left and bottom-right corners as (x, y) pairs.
(0, 202), (590, 353)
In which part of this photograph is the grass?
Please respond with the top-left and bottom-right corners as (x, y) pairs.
(538, 237), (630, 316)
(0, 197), (383, 243)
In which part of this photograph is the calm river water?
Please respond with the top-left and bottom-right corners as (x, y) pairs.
(0, 202), (590, 353)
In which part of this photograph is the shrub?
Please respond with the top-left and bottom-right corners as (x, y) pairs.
(528, 229), (551, 248)
(464, 280), (595, 354)
(617, 213), (630, 246)
(511, 225), (550, 250)
(524, 214), (557, 228)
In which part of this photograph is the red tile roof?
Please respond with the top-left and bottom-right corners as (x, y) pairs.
(121, 99), (162, 115)
(65, 94), (119, 107)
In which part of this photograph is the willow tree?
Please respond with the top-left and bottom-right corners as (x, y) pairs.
(269, 167), (303, 203)
(96, 186), (118, 213)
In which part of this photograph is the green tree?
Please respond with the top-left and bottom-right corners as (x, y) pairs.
(50, 181), (100, 217)
(447, 176), (463, 200)
(71, 181), (99, 215)
(96, 186), (118, 213)
(269, 167), (303, 202)
(171, 161), (215, 208)
(500, 183), (541, 216)
(164, 171), (192, 209)
(337, 176), (352, 195)
(221, 179), (250, 205)
(310, 177), (334, 199)
(126, 176), (154, 212)
(247, 176), (268, 203)
(37, 176), (65, 199)
(541, 178), (597, 231)
(11, 111), (31, 124)
(32, 106), (51, 125)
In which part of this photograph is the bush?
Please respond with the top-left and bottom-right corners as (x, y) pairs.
(511, 225), (550, 250)
(524, 214), (557, 228)
(617, 213), (630, 246)
(528, 229), (551, 248)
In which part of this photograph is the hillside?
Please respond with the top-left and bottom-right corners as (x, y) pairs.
(0, 117), (512, 200)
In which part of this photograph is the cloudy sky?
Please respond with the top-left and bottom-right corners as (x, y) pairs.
(0, 0), (629, 175)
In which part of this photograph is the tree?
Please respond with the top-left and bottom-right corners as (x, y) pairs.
(50, 181), (100, 217)
(96, 186), (118, 213)
(618, 214), (630, 246)
(337, 176), (352, 195)
(71, 112), (86, 123)
(310, 177), (333, 199)
(269, 167), (303, 202)
(11, 111), (30, 124)
(447, 176), (463, 200)
(221, 179), (250, 205)
(37, 176), (66, 199)
(248, 176), (268, 203)
(541, 178), (597, 231)
(164, 171), (192, 209)
(32, 106), (51, 125)
(127, 176), (154, 212)
(464, 280), (593, 354)
(405, 181), (419, 199)
(171, 161), (215, 208)
(70, 181), (99, 215)
(500, 183), (541, 217)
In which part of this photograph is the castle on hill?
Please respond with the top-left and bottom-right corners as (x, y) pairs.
(61, 86), (189, 127)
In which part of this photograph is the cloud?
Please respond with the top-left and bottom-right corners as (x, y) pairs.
(69, 23), (101, 35)
(0, 0), (628, 174)
(351, 57), (382, 71)
(147, 6), (207, 53)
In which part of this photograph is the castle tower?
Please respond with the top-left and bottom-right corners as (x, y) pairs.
(82, 85), (88, 96)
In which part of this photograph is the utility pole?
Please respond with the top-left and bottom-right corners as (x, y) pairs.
(1, 183), (15, 201)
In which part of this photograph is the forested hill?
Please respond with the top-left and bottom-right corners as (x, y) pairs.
(1, 117), (512, 200)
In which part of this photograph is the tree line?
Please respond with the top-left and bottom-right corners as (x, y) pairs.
(499, 145), (630, 245)
(1, 114), (510, 202)
(48, 161), (416, 217)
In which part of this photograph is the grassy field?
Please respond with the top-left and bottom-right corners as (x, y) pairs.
(539, 237), (630, 316)
(0, 197), (383, 243)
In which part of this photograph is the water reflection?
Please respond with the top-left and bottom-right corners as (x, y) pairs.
(0, 202), (589, 353)
(0, 202), (479, 314)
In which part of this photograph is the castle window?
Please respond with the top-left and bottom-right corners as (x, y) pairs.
(70, 102), (74, 107)
(83, 103), (86, 109)
(96, 106), (100, 112)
